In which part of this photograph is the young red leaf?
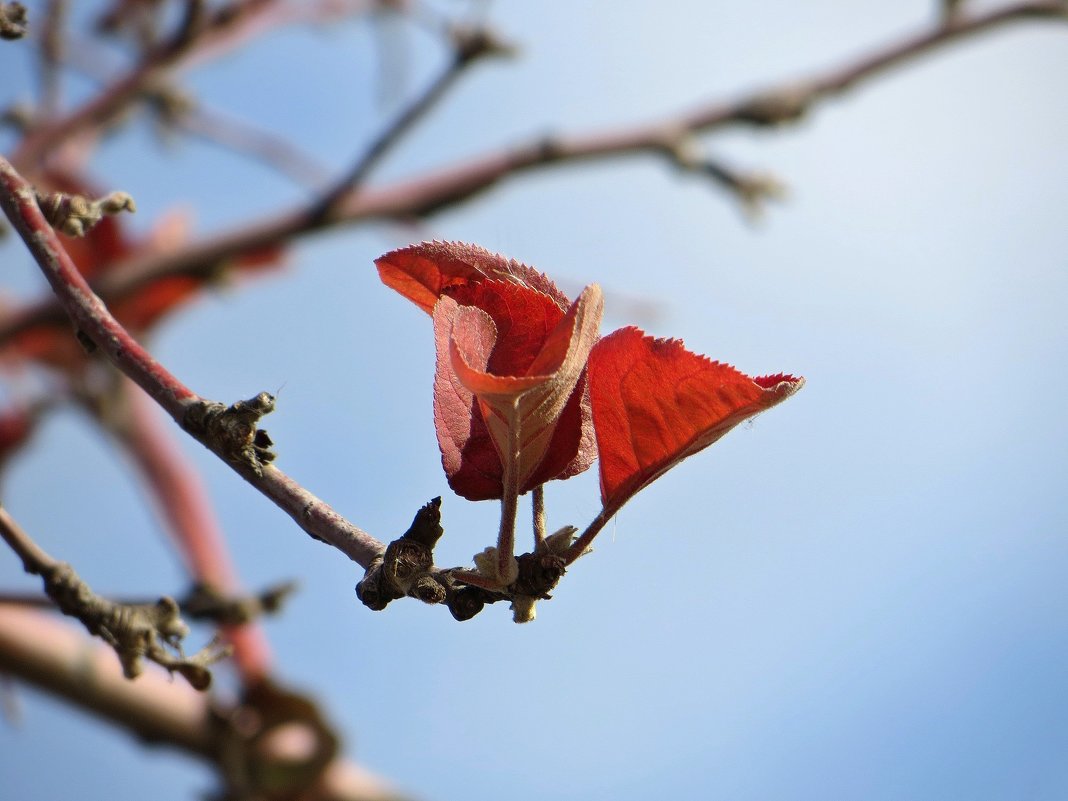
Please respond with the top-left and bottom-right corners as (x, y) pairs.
(432, 283), (602, 500)
(451, 284), (603, 492)
(375, 240), (570, 314)
(588, 326), (803, 516)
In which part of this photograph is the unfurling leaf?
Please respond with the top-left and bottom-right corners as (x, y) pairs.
(588, 326), (803, 516)
(381, 242), (598, 501)
(432, 282), (602, 500)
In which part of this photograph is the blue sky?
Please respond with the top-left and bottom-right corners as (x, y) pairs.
(2, 2), (1068, 800)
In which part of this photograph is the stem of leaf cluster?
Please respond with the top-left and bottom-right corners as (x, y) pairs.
(496, 405), (521, 582)
(532, 485), (546, 547)
(564, 508), (611, 566)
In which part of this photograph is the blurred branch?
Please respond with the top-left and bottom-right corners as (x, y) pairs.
(0, 505), (227, 689)
(0, 0), (1056, 327)
(0, 156), (386, 570)
(37, 0), (67, 116)
(12, 0), (278, 167)
(174, 101), (334, 188)
(0, 581), (297, 624)
(0, 603), (212, 752)
(310, 23), (515, 221)
(0, 604), (415, 801)
(109, 379), (275, 684)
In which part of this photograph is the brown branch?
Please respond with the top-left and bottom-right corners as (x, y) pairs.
(0, 0), (1056, 342)
(37, 0), (67, 116)
(0, 156), (386, 569)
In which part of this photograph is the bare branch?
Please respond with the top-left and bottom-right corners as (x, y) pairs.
(0, 156), (386, 569)
(309, 23), (515, 222)
(12, 0), (279, 167)
(110, 380), (275, 683)
(0, 604), (212, 752)
(0, 0), (1055, 337)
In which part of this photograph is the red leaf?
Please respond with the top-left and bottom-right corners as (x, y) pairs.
(375, 241), (570, 315)
(432, 283), (602, 500)
(588, 326), (803, 516)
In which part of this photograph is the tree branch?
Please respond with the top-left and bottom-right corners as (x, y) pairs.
(12, 0), (278, 167)
(0, 604), (415, 801)
(0, 0), (1060, 345)
(112, 378), (274, 684)
(0, 156), (386, 569)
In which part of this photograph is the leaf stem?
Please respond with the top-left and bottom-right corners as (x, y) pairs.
(564, 508), (611, 565)
(532, 484), (546, 547)
(496, 402), (521, 583)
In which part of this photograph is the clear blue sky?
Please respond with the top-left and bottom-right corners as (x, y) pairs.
(2, 2), (1068, 800)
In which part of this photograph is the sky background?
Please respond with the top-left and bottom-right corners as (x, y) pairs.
(2, 1), (1068, 800)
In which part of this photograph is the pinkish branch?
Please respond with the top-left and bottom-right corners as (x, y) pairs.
(0, 155), (385, 569)
(0, 604), (414, 801)
(114, 379), (274, 684)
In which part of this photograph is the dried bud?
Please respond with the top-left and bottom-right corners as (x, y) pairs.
(383, 538), (433, 593)
(355, 559), (402, 611)
(400, 497), (443, 550)
(512, 552), (566, 599)
(447, 586), (488, 622)
(411, 574), (447, 605)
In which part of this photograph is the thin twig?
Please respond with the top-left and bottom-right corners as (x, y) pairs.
(308, 24), (513, 223)
(37, 0), (67, 117)
(176, 104), (334, 188)
(532, 484), (546, 547)
(12, 0), (279, 167)
(0, 156), (386, 569)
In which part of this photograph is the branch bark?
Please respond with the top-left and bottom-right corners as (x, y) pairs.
(0, 156), (386, 569)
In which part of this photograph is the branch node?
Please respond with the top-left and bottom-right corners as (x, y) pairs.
(183, 392), (277, 475)
(37, 562), (227, 689)
(735, 85), (816, 127)
(446, 585), (499, 621)
(355, 498), (448, 610)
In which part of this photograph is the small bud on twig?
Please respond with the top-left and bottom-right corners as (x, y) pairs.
(35, 189), (136, 237)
